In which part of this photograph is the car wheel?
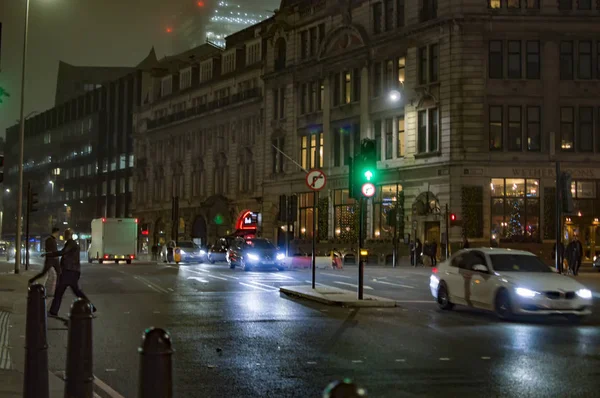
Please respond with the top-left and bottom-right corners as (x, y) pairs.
(495, 289), (513, 320)
(437, 282), (454, 310)
(242, 259), (252, 272)
(209, 256), (215, 264)
(126, 260), (132, 265)
(99, 259), (103, 264)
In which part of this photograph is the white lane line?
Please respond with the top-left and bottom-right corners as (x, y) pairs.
(105, 369), (117, 372)
(185, 269), (233, 281)
(307, 361), (317, 365)
(481, 357), (491, 360)
(334, 281), (373, 290)
(247, 281), (279, 291)
(322, 273), (352, 279)
(439, 357), (451, 361)
(94, 375), (126, 398)
(304, 280), (327, 286)
(372, 280), (415, 289)
(133, 276), (169, 294)
(239, 282), (273, 292)
(352, 360), (363, 364)
(167, 288), (174, 292)
(220, 273), (239, 279)
(187, 276), (209, 283)
(395, 359), (406, 362)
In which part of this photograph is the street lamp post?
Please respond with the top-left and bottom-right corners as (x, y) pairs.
(15, 0), (31, 274)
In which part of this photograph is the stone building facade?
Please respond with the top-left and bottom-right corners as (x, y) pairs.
(134, 0), (600, 264)
(132, 24), (269, 249)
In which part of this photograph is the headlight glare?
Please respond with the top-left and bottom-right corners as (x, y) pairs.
(276, 253), (285, 260)
(247, 253), (259, 261)
(515, 287), (539, 298)
(200, 250), (206, 255)
(576, 289), (592, 299)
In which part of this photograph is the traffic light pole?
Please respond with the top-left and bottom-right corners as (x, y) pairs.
(445, 204), (449, 259)
(555, 162), (562, 273)
(358, 196), (365, 300)
(25, 182), (30, 270)
(311, 191), (318, 289)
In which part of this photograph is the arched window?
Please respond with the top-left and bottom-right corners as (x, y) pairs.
(275, 37), (287, 71)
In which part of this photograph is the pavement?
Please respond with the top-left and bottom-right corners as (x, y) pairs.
(279, 285), (396, 307)
(0, 264), (64, 398)
(1, 258), (600, 397)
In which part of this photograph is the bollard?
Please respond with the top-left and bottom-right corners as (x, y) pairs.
(138, 327), (173, 398)
(323, 379), (367, 398)
(65, 298), (94, 398)
(23, 284), (49, 398)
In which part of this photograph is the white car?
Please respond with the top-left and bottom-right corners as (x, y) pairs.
(430, 248), (593, 321)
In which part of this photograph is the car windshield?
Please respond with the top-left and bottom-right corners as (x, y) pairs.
(489, 254), (552, 273)
(246, 239), (275, 250)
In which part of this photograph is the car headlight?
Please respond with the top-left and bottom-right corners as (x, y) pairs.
(200, 250), (206, 255)
(276, 253), (285, 260)
(594, 255), (597, 262)
(515, 287), (539, 298)
(576, 289), (592, 299)
(247, 253), (260, 261)
(179, 250), (186, 255)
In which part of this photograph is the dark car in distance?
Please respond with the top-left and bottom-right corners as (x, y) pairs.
(208, 237), (232, 263)
(226, 238), (286, 271)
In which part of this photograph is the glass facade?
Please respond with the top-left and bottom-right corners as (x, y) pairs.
(491, 178), (540, 243)
(373, 184), (402, 239)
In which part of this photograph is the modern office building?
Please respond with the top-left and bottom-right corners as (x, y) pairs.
(2, 54), (151, 244)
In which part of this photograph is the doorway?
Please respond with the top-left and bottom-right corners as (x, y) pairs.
(424, 221), (440, 258)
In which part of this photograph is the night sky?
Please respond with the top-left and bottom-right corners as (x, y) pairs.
(0, 0), (240, 140)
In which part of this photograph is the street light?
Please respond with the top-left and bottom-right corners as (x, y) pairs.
(5, 189), (10, 193)
(388, 90), (401, 102)
(14, 0), (32, 274)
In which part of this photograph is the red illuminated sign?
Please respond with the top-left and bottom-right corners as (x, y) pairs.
(235, 210), (258, 230)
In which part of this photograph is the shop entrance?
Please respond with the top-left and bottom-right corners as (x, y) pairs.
(424, 221), (440, 258)
(564, 218), (600, 262)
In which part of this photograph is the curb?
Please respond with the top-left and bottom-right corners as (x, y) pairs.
(0, 311), (12, 370)
(280, 287), (397, 308)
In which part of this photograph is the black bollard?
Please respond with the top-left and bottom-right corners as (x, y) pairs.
(65, 298), (94, 398)
(323, 379), (368, 398)
(138, 327), (173, 398)
(23, 284), (49, 398)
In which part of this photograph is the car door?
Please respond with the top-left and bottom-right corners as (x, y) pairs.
(443, 252), (468, 304)
(467, 251), (495, 310)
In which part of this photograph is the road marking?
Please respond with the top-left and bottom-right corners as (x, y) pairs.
(395, 359), (406, 362)
(220, 273), (239, 279)
(481, 357), (491, 360)
(322, 273), (352, 279)
(247, 281), (279, 291)
(167, 288), (174, 292)
(439, 357), (451, 361)
(94, 375), (126, 398)
(372, 280), (415, 289)
(334, 281), (373, 290)
(105, 369), (117, 372)
(239, 282), (273, 292)
(352, 360), (363, 364)
(187, 276), (209, 283)
(304, 281), (327, 286)
(123, 312), (130, 314)
(133, 276), (169, 294)
(307, 361), (317, 365)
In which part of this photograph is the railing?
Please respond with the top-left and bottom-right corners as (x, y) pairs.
(146, 88), (262, 130)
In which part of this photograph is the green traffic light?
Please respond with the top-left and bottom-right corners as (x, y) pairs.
(364, 170), (373, 181)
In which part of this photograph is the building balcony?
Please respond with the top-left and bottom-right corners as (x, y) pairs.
(146, 88), (262, 131)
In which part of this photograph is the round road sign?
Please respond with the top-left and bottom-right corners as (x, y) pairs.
(306, 169), (327, 191)
(361, 183), (376, 198)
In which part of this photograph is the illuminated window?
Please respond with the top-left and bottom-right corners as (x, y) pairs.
(333, 189), (357, 241)
(491, 178), (540, 242)
(344, 72), (352, 104)
(298, 192), (316, 239)
(397, 116), (405, 157)
(398, 57), (406, 84)
(373, 184), (402, 239)
(560, 107), (574, 150)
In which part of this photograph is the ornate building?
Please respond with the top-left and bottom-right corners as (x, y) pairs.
(135, 0), (600, 264)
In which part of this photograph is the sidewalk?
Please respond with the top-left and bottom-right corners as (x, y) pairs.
(0, 270), (64, 398)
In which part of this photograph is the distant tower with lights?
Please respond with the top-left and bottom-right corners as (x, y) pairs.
(167, 1), (276, 53)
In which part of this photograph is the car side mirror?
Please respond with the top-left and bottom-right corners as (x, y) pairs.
(472, 264), (489, 273)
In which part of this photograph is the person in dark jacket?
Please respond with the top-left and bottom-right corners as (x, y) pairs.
(431, 240), (438, 266)
(574, 237), (583, 276)
(462, 237), (470, 249)
(46, 229), (96, 316)
(414, 239), (423, 267)
(29, 227), (61, 295)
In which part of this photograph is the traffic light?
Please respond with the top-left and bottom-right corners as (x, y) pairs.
(27, 188), (38, 213)
(449, 213), (458, 227)
(561, 172), (574, 213)
(359, 139), (377, 184)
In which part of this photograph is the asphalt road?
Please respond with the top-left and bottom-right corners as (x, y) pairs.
(6, 259), (600, 397)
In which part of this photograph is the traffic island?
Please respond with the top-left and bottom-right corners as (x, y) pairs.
(280, 285), (396, 308)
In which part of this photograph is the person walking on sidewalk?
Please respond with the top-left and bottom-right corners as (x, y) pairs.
(28, 227), (61, 296)
(45, 229), (96, 316)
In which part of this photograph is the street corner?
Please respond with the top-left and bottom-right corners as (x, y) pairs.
(279, 285), (396, 308)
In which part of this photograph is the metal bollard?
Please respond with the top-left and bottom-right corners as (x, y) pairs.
(323, 379), (367, 398)
(23, 284), (49, 398)
(65, 298), (94, 398)
(138, 327), (173, 398)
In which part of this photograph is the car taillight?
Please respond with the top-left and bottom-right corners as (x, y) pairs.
(432, 267), (438, 274)
(130, 255), (135, 259)
(104, 255), (109, 259)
